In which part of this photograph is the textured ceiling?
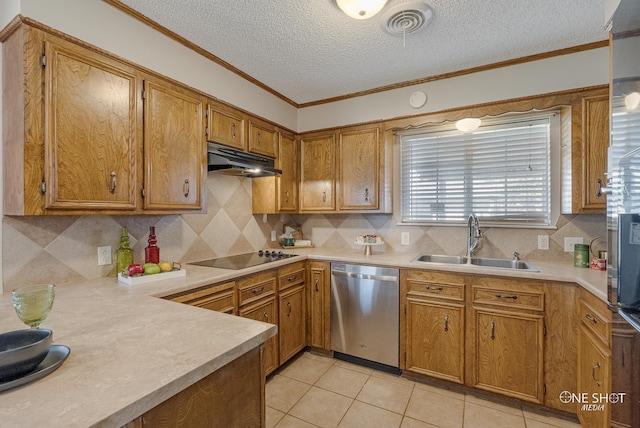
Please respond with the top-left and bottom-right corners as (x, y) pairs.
(117, 0), (608, 105)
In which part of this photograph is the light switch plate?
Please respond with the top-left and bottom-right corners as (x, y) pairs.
(98, 246), (111, 265)
(537, 235), (549, 250)
(564, 237), (583, 253)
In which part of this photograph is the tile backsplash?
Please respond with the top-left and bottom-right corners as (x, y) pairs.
(2, 174), (606, 290)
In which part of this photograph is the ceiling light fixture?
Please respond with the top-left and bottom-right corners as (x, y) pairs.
(456, 118), (482, 133)
(625, 92), (640, 110)
(336, 0), (388, 19)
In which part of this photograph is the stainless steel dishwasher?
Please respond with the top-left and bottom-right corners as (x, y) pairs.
(330, 263), (400, 371)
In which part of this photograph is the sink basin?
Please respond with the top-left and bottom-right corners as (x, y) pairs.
(412, 254), (467, 265)
(411, 254), (539, 272)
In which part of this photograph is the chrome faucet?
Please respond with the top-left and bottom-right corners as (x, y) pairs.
(467, 213), (482, 258)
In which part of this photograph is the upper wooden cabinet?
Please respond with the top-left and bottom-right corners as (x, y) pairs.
(338, 125), (381, 210)
(43, 37), (139, 211)
(300, 132), (336, 211)
(562, 91), (610, 214)
(206, 101), (246, 151)
(143, 78), (206, 210)
(248, 118), (277, 158)
(2, 23), (206, 215)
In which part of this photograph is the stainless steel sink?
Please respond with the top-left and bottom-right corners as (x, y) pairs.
(411, 254), (539, 272)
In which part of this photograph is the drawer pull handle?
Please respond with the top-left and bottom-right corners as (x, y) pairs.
(495, 294), (518, 300)
(252, 287), (265, 294)
(592, 362), (601, 386)
(288, 275), (296, 282)
(322, 191), (326, 202)
(585, 313), (598, 323)
(315, 277), (320, 292)
(444, 314), (449, 332)
(263, 312), (269, 322)
(490, 321), (496, 340)
(287, 301), (292, 316)
(231, 122), (236, 139)
(425, 286), (444, 291)
(365, 187), (369, 202)
(257, 132), (261, 145)
(109, 171), (117, 194)
(285, 190), (290, 202)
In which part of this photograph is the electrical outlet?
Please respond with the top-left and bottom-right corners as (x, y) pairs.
(401, 232), (410, 246)
(98, 246), (111, 265)
(564, 237), (584, 253)
(271, 231), (277, 242)
(537, 235), (549, 250)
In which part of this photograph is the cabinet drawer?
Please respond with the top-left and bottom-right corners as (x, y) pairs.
(279, 261), (306, 291)
(238, 270), (277, 306)
(166, 281), (235, 313)
(472, 286), (544, 311)
(407, 279), (464, 301)
(579, 299), (610, 344)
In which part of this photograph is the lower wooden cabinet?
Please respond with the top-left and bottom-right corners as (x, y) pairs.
(126, 346), (264, 428)
(240, 297), (279, 376)
(166, 281), (236, 315)
(308, 261), (330, 350)
(278, 262), (306, 365)
(406, 298), (465, 384)
(577, 325), (611, 427)
(472, 309), (544, 402)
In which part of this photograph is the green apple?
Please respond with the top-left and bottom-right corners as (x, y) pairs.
(143, 263), (161, 275)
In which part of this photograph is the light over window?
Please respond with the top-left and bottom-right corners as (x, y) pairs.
(399, 112), (556, 226)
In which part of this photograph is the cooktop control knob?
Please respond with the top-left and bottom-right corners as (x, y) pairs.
(277, 251), (283, 257)
(258, 250), (264, 256)
(264, 250), (271, 257)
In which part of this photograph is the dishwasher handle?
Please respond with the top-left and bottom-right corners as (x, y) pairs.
(331, 269), (398, 282)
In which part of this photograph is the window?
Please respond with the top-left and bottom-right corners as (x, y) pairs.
(400, 112), (556, 226)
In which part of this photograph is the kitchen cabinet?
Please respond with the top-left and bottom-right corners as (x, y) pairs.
(466, 276), (544, 403)
(562, 91), (610, 214)
(277, 262), (306, 365)
(300, 132), (336, 211)
(206, 101), (246, 151)
(308, 261), (331, 350)
(402, 270), (465, 384)
(338, 125), (382, 210)
(576, 288), (612, 427)
(2, 23), (206, 215)
(165, 281), (236, 315)
(142, 78), (206, 211)
(252, 130), (298, 214)
(126, 346), (264, 428)
(237, 270), (279, 376)
(248, 118), (277, 158)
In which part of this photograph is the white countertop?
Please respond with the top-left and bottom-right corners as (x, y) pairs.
(0, 250), (607, 427)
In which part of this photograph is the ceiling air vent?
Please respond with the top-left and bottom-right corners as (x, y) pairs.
(381, 0), (433, 35)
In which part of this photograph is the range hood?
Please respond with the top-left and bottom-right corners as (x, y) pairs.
(207, 142), (281, 177)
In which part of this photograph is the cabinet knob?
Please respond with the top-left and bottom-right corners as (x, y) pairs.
(183, 178), (190, 197)
(109, 172), (117, 194)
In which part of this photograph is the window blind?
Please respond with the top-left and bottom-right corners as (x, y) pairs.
(400, 114), (553, 226)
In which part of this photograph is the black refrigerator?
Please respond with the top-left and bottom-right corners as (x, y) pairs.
(607, 0), (640, 426)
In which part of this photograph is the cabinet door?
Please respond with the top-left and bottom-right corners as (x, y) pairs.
(339, 127), (379, 210)
(406, 298), (464, 384)
(581, 94), (609, 211)
(44, 39), (138, 210)
(577, 325), (611, 428)
(248, 119), (277, 158)
(207, 103), (245, 150)
(474, 310), (544, 403)
(309, 262), (330, 350)
(278, 133), (298, 212)
(239, 298), (278, 376)
(143, 79), (205, 210)
(279, 284), (306, 365)
(300, 134), (335, 211)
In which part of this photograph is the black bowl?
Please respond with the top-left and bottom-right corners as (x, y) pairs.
(0, 329), (52, 382)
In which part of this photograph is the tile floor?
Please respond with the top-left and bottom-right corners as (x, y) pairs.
(265, 352), (582, 428)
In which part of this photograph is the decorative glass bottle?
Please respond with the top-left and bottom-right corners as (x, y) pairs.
(145, 226), (160, 264)
(116, 227), (133, 276)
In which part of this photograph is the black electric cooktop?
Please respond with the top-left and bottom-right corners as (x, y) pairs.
(188, 250), (297, 270)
